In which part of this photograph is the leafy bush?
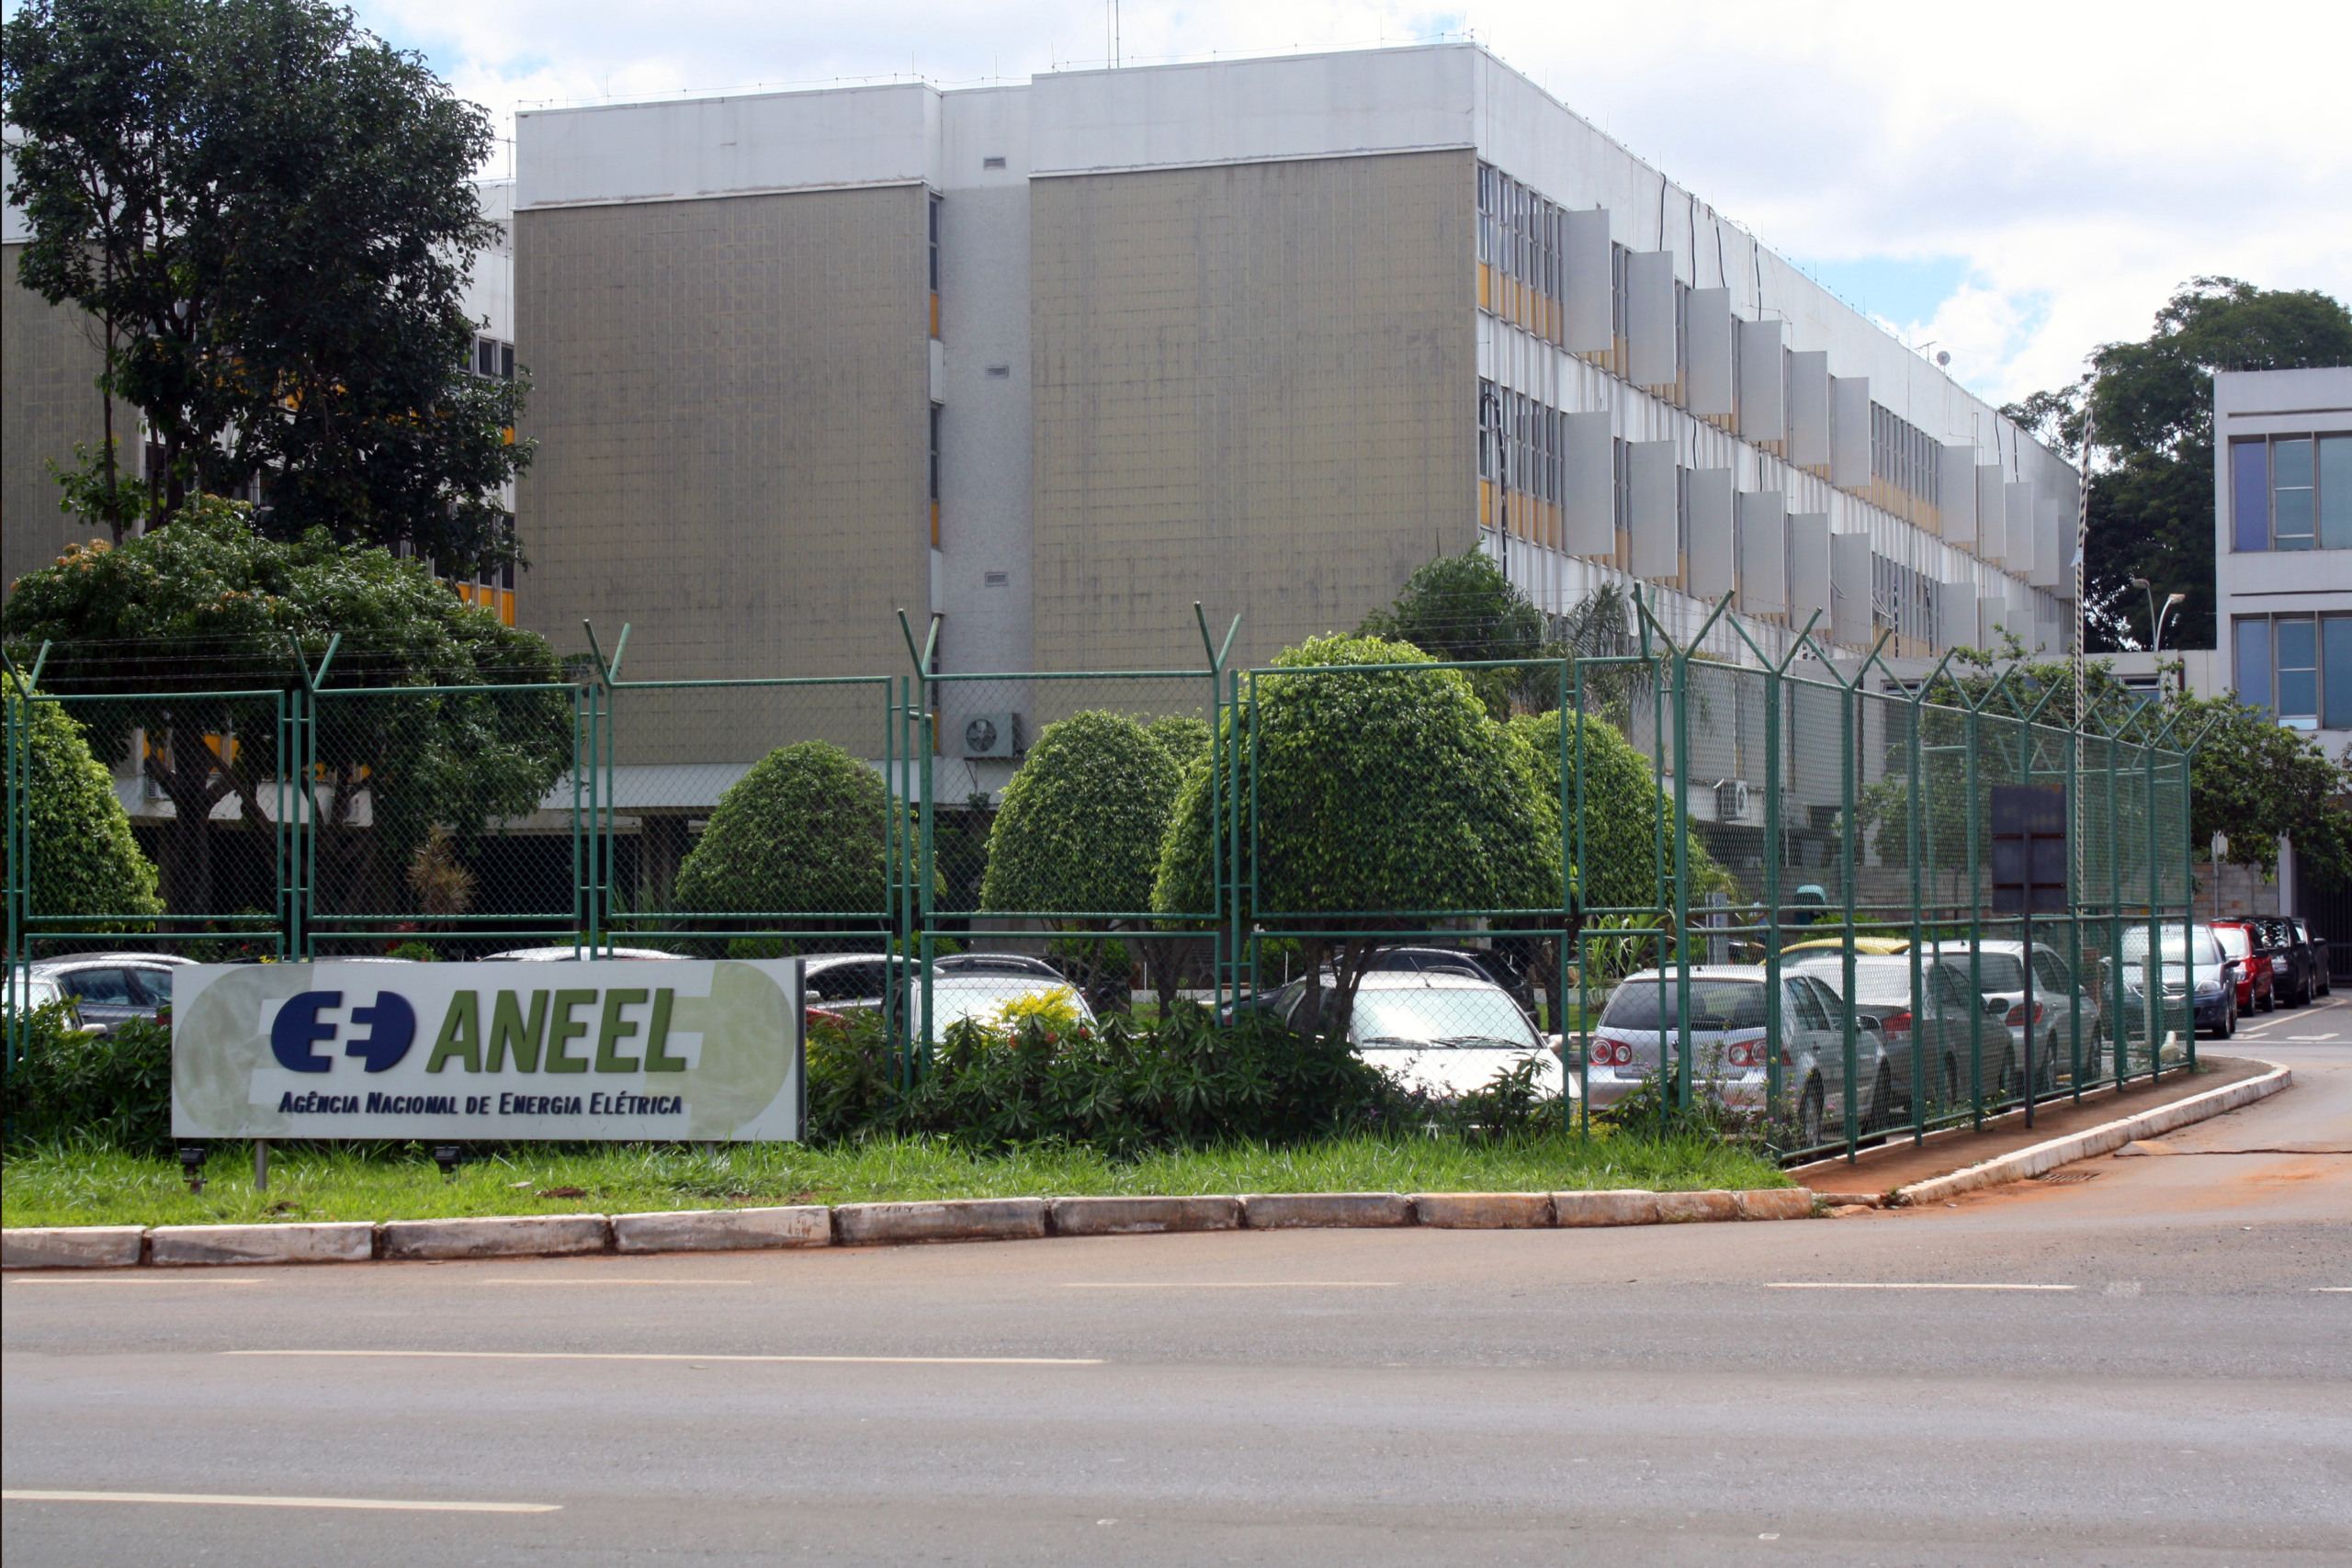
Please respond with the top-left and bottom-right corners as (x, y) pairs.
(0, 684), (162, 930)
(3, 1006), (174, 1156)
(673, 740), (889, 924)
(808, 1003), (1406, 1156)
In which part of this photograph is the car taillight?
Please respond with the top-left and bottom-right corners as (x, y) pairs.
(806, 1006), (844, 1027)
(2004, 1002), (2044, 1026)
(1725, 1041), (1764, 1069)
(1877, 1010), (1912, 1037)
(1593, 1037), (1634, 1066)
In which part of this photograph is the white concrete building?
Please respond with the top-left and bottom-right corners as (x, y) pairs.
(509, 42), (2077, 697)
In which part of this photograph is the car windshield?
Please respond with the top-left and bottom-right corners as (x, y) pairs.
(2120, 926), (2224, 965)
(2211, 928), (2250, 960)
(58, 967), (136, 1006)
(1349, 984), (1537, 1049)
(1600, 978), (1767, 1032)
(1794, 958), (1918, 1009)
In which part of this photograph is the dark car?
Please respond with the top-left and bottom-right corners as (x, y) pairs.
(2290, 917), (2334, 998)
(2254, 917), (2316, 1008)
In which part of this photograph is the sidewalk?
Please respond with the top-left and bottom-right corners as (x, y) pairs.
(1790, 1055), (2273, 1195)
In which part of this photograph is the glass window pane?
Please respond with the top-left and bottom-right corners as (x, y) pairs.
(2324, 617), (2352, 732)
(2277, 617), (2318, 724)
(2274, 484), (2315, 546)
(2273, 436), (2313, 490)
(2233, 441), (2270, 551)
(2321, 435), (2352, 550)
(2236, 617), (2271, 714)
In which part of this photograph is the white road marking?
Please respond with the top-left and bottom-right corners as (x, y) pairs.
(1061, 1281), (1398, 1289)
(1767, 1282), (2076, 1291)
(6, 1277), (263, 1285)
(222, 1349), (1102, 1365)
(473, 1279), (757, 1286)
(2312, 1287), (2352, 1292)
(1, 1489), (557, 1513)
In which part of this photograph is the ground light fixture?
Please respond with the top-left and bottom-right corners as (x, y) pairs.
(177, 1144), (209, 1193)
(433, 1145), (464, 1180)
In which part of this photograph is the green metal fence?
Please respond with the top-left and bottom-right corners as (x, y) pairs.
(6, 603), (2207, 1164)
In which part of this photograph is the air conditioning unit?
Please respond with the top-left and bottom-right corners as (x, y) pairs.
(961, 712), (1022, 760)
(1714, 779), (1751, 822)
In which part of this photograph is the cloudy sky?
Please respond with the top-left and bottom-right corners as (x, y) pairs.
(355, 0), (2348, 406)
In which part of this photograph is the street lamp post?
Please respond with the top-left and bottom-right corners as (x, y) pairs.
(2129, 577), (2188, 652)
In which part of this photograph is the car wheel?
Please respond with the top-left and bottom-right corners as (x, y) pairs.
(1799, 1080), (1825, 1148)
(2222, 998), (2236, 1038)
(1864, 1062), (1893, 1132)
(2260, 983), (2275, 1013)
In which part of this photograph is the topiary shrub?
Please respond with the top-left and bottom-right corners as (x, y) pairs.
(1, 683), (163, 933)
(673, 741), (889, 933)
(2, 1005), (174, 1156)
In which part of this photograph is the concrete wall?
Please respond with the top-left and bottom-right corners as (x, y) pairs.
(1027, 149), (1476, 672)
(512, 185), (933, 750)
(1, 243), (111, 591)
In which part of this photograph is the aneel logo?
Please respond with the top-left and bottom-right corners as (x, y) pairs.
(269, 990), (417, 1075)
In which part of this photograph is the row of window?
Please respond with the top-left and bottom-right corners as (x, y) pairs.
(1476, 381), (1568, 547)
(2231, 433), (2351, 552)
(1871, 552), (1941, 651)
(471, 335), (514, 380)
(2235, 614), (2352, 731)
(1870, 401), (1942, 525)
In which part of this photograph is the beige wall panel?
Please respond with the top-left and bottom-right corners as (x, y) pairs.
(514, 187), (932, 724)
(2, 244), (112, 590)
(1027, 150), (1475, 671)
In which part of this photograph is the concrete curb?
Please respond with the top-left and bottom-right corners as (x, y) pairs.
(2, 1182), (1827, 1270)
(1049, 1196), (1242, 1235)
(379, 1213), (611, 1262)
(1896, 1062), (2293, 1206)
(833, 1198), (1049, 1247)
(1239, 1192), (1412, 1229)
(613, 1205), (831, 1254)
(1412, 1192), (1555, 1229)
(1, 1225), (145, 1269)
(152, 1222), (373, 1268)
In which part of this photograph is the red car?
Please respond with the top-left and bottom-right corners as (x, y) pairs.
(2211, 920), (2276, 1013)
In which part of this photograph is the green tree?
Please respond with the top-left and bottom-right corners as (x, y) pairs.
(2, 497), (569, 916)
(1142, 713), (1211, 777)
(3, 0), (528, 567)
(1358, 546), (1566, 717)
(1, 678), (164, 931)
(980, 710), (1183, 1012)
(1154, 634), (1558, 1030)
(2003, 278), (2352, 652)
(673, 741), (891, 929)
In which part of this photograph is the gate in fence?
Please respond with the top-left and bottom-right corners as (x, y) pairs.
(6, 596), (2210, 1162)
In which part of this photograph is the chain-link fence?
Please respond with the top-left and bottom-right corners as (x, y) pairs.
(6, 612), (2207, 1163)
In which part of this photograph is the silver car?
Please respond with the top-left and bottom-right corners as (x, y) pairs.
(1581, 965), (1892, 1148)
(1916, 940), (2104, 1090)
(29, 953), (196, 1037)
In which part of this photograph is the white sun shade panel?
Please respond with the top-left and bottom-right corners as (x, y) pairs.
(1788, 352), (1831, 468)
(1563, 410), (1615, 558)
(1629, 440), (1680, 579)
(1830, 377), (1871, 492)
(1687, 468), (1735, 599)
(2004, 481), (2037, 574)
(1830, 533), (1873, 649)
(1686, 288), (1734, 416)
(1738, 491), (1787, 614)
(1975, 466), (2007, 561)
(1564, 209), (1613, 354)
(1626, 251), (1679, 389)
(2036, 497), (2068, 593)
(1789, 513), (1832, 622)
(1939, 581), (1976, 651)
(1939, 445), (1980, 545)
(1738, 319), (1784, 442)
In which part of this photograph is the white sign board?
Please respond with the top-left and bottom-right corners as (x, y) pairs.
(171, 960), (803, 1142)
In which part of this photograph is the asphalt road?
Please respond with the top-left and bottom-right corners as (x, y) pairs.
(7, 1001), (2348, 1567)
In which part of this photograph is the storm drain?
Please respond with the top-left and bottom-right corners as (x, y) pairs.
(2033, 1171), (2101, 1184)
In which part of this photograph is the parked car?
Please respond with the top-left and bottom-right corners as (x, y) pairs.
(2208, 921), (2275, 1014)
(481, 945), (684, 962)
(908, 972), (1098, 1040)
(2253, 917), (2316, 1008)
(1270, 971), (1559, 1099)
(2111, 924), (2237, 1041)
(1786, 952), (2019, 1108)
(28, 953), (195, 1037)
(1582, 965), (1892, 1148)
(1913, 940), (2104, 1088)
(1778, 934), (1914, 958)
(2289, 917), (2334, 998)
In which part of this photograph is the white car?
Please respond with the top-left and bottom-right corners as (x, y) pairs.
(910, 974), (1097, 1040)
(1272, 971), (1561, 1099)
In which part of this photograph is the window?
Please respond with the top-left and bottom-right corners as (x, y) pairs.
(928, 403), (942, 504)
(2231, 432), (2352, 550)
(927, 195), (942, 293)
(2236, 614), (2352, 730)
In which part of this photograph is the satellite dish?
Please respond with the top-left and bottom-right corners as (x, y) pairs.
(1936, 350), (1952, 367)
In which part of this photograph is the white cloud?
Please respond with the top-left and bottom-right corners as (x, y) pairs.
(353, 0), (2352, 401)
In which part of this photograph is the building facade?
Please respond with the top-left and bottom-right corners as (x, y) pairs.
(511, 43), (2079, 721)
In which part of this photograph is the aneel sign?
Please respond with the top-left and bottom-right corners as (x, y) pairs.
(171, 960), (803, 1142)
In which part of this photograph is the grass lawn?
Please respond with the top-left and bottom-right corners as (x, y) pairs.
(2, 1133), (1787, 1230)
